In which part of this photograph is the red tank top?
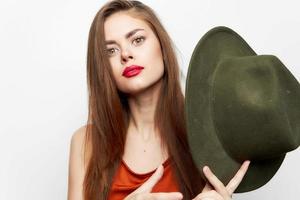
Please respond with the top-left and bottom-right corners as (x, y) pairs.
(108, 157), (180, 199)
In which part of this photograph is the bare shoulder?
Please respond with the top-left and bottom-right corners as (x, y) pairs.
(72, 125), (88, 142)
(67, 124), (92, 200)
(71, 125), (88, 149)
(71, 125), (92, 162)
(71, 125), (86, 145)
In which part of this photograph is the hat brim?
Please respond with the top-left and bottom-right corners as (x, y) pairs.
(185, 26), (285, 193)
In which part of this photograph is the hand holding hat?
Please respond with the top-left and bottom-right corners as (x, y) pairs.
(192, 161), (250, 200)
(185, 26), (300, 193)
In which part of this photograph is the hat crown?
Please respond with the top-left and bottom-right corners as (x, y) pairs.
(212, 55), (300, 161)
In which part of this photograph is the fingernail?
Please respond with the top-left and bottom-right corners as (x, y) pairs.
(155, 165), (164, 177)
(157, 164), (163, 170)
(176, 192), (183, 199)
(203, 166), (210, 173)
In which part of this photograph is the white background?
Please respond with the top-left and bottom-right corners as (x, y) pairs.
(0, 0), (299, 199)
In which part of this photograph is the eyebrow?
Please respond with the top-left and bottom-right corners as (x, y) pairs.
(105, 28), (145, 45)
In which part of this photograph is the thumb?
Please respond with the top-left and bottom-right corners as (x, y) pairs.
(133, 164), (164, 194)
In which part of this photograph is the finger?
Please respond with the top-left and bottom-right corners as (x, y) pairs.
(193, 190), (223, 200)
(133, 164), (164, 194)
(196, 198), (214, 200)
(226, 160), (250, 195)
(203, 166), (229, 198)
(201, 183), (213, 192)
(148, 192), (183, 200)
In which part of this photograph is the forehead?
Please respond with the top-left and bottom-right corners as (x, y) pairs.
(104, 12), (151, 40)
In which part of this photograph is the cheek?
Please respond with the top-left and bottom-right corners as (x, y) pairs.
(150, 39), (163, 60)
(109, 59), (122, 83)
(109, 56), (122, 75)
(152, 46), (164, 75)
(142, 40), (164, 71)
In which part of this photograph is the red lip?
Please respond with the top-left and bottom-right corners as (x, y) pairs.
(122, 65), (144, 77)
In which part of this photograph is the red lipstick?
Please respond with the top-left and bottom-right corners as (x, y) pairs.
(122, 65), (144, 78)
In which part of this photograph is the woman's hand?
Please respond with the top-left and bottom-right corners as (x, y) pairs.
(192, 160), (250, 200)
(124, 164), (183, 200)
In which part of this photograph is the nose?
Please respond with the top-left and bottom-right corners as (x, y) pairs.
(121, 48), (133, 64)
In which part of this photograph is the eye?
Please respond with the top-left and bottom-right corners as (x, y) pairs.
(106, 47), (118, 56)
(132, 36), (145, 46)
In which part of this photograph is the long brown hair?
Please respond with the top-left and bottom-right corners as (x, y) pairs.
(83, 0), (205, 199)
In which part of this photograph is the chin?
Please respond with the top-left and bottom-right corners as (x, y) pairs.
(118, 75), (164, 95)
(122, 86), (148, 96)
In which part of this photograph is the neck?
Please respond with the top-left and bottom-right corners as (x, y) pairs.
(127, 78), (163, 141)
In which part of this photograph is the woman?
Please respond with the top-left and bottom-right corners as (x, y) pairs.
(67, 0), (250, 199)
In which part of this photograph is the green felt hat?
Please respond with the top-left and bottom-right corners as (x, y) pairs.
(185, 26), (300, 193)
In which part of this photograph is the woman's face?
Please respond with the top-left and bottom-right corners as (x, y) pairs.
(104, 12), (164, 95)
